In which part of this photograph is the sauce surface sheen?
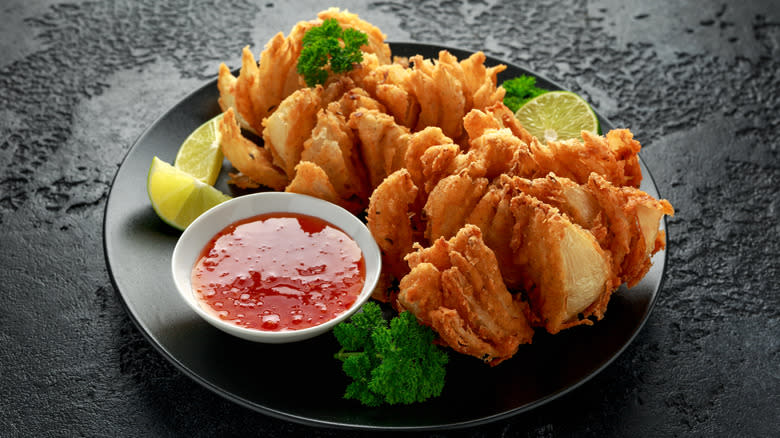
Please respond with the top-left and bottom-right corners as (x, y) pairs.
(191, 212), (365, 331)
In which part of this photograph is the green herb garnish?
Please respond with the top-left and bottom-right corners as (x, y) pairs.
(502, 74), (549, 112)
(333, 301), (448, 406)
(296, 18), (368, 87)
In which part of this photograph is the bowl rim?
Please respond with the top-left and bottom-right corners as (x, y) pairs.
(170, 191), (382, 343)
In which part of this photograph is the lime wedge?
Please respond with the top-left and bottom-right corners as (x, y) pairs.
(514, 91), (599, 143)
(174, 114), (224, 185)
(147, 156), (231, 230)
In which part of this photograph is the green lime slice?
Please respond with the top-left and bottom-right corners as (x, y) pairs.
(174, 114), (224, 186)
(147, 156), (231, 230)
(514, 91), (600, 143)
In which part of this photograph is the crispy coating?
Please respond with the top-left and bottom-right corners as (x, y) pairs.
(377, 78), (420, 127)
(502, 173), (601, 235)
(587, 173), (673, 286)
(396, 262), (443, 316)
(405, 126), (486, 195)
(467, 127), (531, 180)
(327, 86), (386, 118)
(463, 103), (536, 149)
(484, 102), (536, 146)
(445, 110), (538, 179)
(217, 23), (313, 133)
(398, 225), (533, 365)
(505, 173), (673, 288)
(407, 51), (506, 142)
(604, 129), (643, 187)
(459, 52), (507, 110)
(465, 183), (525, 289)
(409, 123), (527, 196)
(510, 193), (613, 333)
(226, 172), (262, 190)
(301, 108), (369, 203)
(367, 169), (420, 280)
(262, 86), (323, 178)
(355, 62), (420, 128)
(463, 113), (539, 180)
(404, 126), (454, 191)
(411, 121), (532, 195)
(254, 21), (314, 115)
(320, 77), (357, 107)
(584, 174), (643, 288)
(405, 237), (451, 272)
(529, 129), (643, 188)
(408, 52), (468, 141)
(233, 47), (265, 134)
(217, 58), (255, 134)
(284, 161), (341, 204)
(348, 108), (411, 189)
(462, 106), (502, 139)
(423, 171), (489, 241)
(418, 144), (475, 194)
(218, 108), (288, 190)
(431, 111), (643, 192)
(356, 50), (506, 142)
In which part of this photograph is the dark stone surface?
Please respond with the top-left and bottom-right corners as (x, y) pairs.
(1, 0), (777, 436)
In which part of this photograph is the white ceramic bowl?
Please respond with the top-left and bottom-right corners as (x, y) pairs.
(171, 192), (381, 343)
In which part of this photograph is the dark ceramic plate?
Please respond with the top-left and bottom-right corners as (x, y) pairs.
(104, 42), (667, 430)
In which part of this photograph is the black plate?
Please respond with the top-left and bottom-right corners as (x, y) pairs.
(104, 42), (667, 430)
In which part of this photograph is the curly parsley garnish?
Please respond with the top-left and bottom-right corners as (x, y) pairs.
(502, 74), (549, 112)
(333, 301), (448, 406)
(296, 18), (368, 87)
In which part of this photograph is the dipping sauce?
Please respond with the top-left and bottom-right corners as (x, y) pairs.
(190, 212), (365, 331)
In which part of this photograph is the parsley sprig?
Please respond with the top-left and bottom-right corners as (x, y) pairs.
(502, 74), (549, 112)
(296, 18), (368, 87)
(333, 301), (448, 406)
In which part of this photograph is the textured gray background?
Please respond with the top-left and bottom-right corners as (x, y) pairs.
(1, 0), (778, 436)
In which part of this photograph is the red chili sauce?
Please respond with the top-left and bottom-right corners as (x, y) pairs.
(191, 212), (365, 331)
